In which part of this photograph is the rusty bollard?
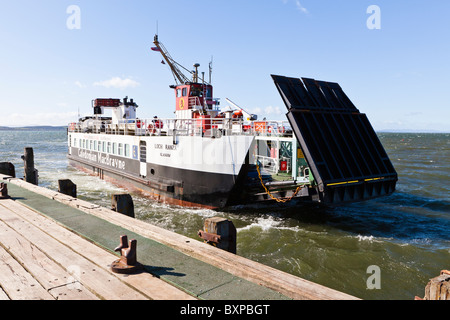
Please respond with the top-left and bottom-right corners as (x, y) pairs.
(198, 217), (237, 254)
(0, 183), (8, 199)
(111, 235), (143, 274)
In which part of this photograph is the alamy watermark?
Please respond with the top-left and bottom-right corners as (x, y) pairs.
(66, 5), (81, 30)
(366, 265), (381, 290)
(64, 5), (380, 31)
(367, 5), (381, 30)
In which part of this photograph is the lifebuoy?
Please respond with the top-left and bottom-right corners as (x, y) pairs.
(232, 110), (243, 119)
(154, 120), (162, 129)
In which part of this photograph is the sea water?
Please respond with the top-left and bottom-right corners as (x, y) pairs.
(0, 129), (449, 300)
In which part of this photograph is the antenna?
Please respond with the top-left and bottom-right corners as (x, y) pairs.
(209, 56), (213, 84)
(193, 63), (200, 83)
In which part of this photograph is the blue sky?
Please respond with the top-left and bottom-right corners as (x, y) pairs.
(0, 0), (449, 132)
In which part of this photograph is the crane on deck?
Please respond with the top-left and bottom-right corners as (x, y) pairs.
(152, 35), (204, 86)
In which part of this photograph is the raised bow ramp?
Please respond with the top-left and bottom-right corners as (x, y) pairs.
(272, 75), (398, 204)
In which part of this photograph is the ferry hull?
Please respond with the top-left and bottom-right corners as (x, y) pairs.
(68, 154), (240, 209)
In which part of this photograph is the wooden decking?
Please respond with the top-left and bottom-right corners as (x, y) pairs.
(0, 198), (195, 300)
(0, 175), (359, 300)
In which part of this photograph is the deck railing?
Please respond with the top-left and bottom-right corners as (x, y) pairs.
(68, 117), (293, 138)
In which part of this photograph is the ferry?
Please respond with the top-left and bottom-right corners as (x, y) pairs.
(67, 35), (398, 209)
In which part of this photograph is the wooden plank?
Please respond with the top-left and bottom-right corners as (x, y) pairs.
(0, 200), (195, 300)
(5, 178), (359, 300)
(77, 204), (359, 300)
(0, 287), (9, 300)
(0, 201), (147, 300)
(0, 219), (98, 300)
(0, 245), (53, 300)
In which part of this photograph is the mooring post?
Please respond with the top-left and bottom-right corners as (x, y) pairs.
(58, 179), (77, 198)
(22, 147), (38, 185)
(416, 270), (450, 300)
(0, 162), (15, 178)
(0, 183), (8, 199)
(198, 217), (237, 254)
(111, 194), (135, 218)
(111, 235), (142, 274)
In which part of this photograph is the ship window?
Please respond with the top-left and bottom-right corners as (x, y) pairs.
(89, 140), (93, 150)
(97, 141), (101, 152)
(107, 142), (111, 154)
(82, 139), (85, 149)
(118, 143), (123, 156)
(182, 87), (187, 96)
(112, 143), (117, 154)
(94, 140), (97, 151)
(177, 89), (181, 98)
(124, 144), (130, 157)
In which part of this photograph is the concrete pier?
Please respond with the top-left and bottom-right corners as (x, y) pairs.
(0, 173), (358, 300)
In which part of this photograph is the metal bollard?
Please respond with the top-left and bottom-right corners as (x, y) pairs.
(111, 235), (142, 274)
(0, 183), (8, 199)
(198, 217), (237, 254)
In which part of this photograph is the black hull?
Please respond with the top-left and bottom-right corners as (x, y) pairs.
(68, 154), (239, 209)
